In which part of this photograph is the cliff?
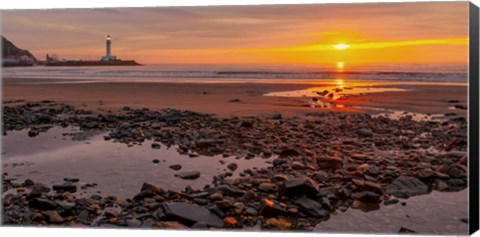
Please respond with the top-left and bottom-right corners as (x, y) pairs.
(2, 36), (37, 62)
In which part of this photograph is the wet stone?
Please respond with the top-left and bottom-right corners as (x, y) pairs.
(29, 198), (59, 210)
(281, 177), (319, 197)
(52, 182), (77, 193)
(126, 218), (142, 228)
(162, 202), (224, 227)
(386, 176), (429, 198)
(175, 171), (201, 180)
(169, 164), (182, 171)
(227, 163), (238, 172)
(295, 196), (328, 218)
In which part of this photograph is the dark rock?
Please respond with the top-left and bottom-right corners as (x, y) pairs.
(353, 191), (381, 203)
(169, 164), (182, 171)
(386, 176), (429, 198)
(28, 129), (40, 137)
(280, 177), (319, 197)
(162, 202), (224, 227)
(229, 99), (241, 103)
(151, 143), (161, 149)
(357, 128), (374, 137)
(398, 227), (417, 233)
(29, 198), (59, 210)
(141, 182), (164, 195)
(43, 210), (64, 224)
(227, 163), (238, 171)
(317, 156), (343, 169)
(63, 178), (79, 183)
(152, 159), (160, 164)
(258, 182), (277, 193)
(126, 218), (142, 228)
(134, 190), (155, 201)
(176, 171), (201, 180)
(52, 182), (77, 193)
(295, 196), (328, 218)
(23, 179), (35, 187)
(279, 148), (300, 158)
(260, 198), (288, 217)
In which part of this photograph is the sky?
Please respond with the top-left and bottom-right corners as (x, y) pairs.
(1, 2), (470, 68)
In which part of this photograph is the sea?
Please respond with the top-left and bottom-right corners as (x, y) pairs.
(1, 63), (468, 84)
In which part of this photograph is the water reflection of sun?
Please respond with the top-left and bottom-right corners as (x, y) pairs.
(336, 61), (345, 72)
(336, 79), (344, 88)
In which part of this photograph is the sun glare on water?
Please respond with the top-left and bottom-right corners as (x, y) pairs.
(333, 43), (350, 50)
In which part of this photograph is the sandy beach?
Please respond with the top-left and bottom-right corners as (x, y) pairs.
(2, 78), (468, 118)
(2, 76), (469, 234)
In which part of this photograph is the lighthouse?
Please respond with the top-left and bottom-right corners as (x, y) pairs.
(101, 35), (118, 61)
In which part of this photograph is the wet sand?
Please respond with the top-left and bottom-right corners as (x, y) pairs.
(2, 78), (468, 117)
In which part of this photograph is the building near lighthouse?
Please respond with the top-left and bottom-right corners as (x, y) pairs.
(43, 35), (139, 66)
(101, 35), (118, 61)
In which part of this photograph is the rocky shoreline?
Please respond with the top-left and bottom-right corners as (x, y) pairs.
(2, 100), (468, 231)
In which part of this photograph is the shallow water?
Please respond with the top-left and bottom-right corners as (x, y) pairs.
(1, 127), (469, 234)
(2, 127), (272, 198)
(315, 189), (469, 235)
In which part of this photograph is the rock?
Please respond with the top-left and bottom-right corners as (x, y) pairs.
(295, 196), (328, 218)
(29, 198), (59, 210)
(152, 159), (160, 164)
(227, 163), (238, 171)
(258, 182), (277, 193)
(52, 182), (77, 193)
(224, 216), (238, 227)
(63, 178), (79, 183)
(314, 171), (329, 182)
(280, 177), (319, 197)
(153, 221), (189, 229)
(176, 171), (201, 180)
(353, 191), (381, 203)
(352, 200), (380, 212)
(141, 182), (164, 195)
(28, 129), (40, 137)
(260, 198), (288, 217)
(126, 218), (142, 228)
(364, 181), (383, 194)
(169, 164), (182, 171)
(209, 192), (223, 201)
(43, 210), (64, 224)
(134, 190), (155, 201)
(291, 161), (305, 169)
(271, 113), (282, 119)
(266, 217), (291, 229)
(151, 143), (161, 149)
(279, 148), (300, 158)
(233, 202), (245, 212)
(317, 156), (343, 169)
(23, 179), (35, 186)
(245, 207), (258, 216)
(398, 227), (417, 233)
(162, 202), (224, 227)
(229, 99), (241, 103)
(386, 176), (429, 198)
(357, 128), (374, 137)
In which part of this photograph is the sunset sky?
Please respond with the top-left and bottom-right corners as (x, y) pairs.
(1, 2), (469, 68)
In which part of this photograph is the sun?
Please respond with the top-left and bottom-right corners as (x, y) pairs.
(333, 43), (350, 50)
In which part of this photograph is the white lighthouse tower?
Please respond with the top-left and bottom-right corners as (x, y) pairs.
(101, 35), (118, 61)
